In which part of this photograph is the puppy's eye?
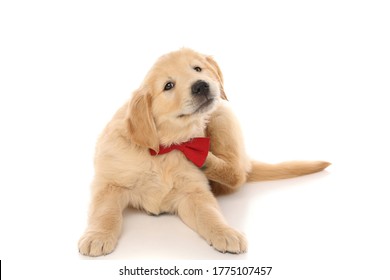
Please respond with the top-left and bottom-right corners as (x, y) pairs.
(193, 66), (202, 72)
(164, 81), (175, 91)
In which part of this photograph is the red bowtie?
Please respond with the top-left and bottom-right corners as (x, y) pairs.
(149, 137), (210, 167)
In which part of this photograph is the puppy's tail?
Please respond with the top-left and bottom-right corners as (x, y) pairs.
(247, 160), (331, 182)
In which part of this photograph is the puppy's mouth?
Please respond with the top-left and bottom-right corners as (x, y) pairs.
(194, 97), (215, 113)
(178, 97), (215, 118)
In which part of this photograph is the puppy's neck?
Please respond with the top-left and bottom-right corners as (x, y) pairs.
(156, 116), (209, 146)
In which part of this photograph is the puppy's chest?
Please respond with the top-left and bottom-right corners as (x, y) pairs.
(153, 150), (206, 186)
(138, 151), (208, 190)
(130, 151), (208, 214)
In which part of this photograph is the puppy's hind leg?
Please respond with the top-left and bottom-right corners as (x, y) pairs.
(204, 152), (247, 195)
(204, 104), (250, 195)
(78, 181), (130, 257)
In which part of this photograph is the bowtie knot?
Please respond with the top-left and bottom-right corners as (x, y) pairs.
(149, 137), (210, 167)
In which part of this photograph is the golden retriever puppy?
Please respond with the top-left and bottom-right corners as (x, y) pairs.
(78, 48), (330, 257)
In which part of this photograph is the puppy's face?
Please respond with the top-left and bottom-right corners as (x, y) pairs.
(127, 48), (226, 150)
(149, 49), (221, 119)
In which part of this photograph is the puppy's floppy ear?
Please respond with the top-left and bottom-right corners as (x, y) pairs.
(126, 88), (160, 152)
(206, 56), (228, 101)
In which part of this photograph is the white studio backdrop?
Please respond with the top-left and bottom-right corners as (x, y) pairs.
(0, 1), (389, 279)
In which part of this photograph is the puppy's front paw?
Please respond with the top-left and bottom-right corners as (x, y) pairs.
(78, 231), (117, 257)
(208, 227), (247, 254)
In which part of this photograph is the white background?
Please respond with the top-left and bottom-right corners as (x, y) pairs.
(1, 0), (389, 279)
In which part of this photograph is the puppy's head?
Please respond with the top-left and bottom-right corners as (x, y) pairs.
(126, 48), (226, 151)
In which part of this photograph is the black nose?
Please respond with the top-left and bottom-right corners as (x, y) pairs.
(191, 80), (209, 96)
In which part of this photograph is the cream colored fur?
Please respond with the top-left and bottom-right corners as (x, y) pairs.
(78, 48), (329, 257)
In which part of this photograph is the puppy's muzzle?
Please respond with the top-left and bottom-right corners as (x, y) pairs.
(179, 80), (215, 117)
(191, 80), (210, 97)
